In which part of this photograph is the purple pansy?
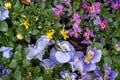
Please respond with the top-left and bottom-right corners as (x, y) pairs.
(53, 4), (64, 18)
(69, 51), (85, 73)
(60, 71), (77, 80)
(0, 46), (13, 58)
(54, 41), (75, 63)
(83, 28), (94, 40)
(68, 29), (79, 38)
(103, 64), (118, 80)
(83, 47), (102, 71)
(64, 0), (72, 8)
(88, 2), (101, 14)
(94, 65), (118, 80)
(2, 68), (9, 76)
(98, 19), (109, 31)
(0, 7), (9, 21)
(72, 23), (82, 33)
(81, 39), (92, 45)
(99, 38), (105, 43)
(26, 36), (50, 61)
(41, 48), (59, 68)
(71, 13), (81, 24)
(110, 0), (120, 10)
(115, 42), (120, 51)
(81, 2), (90, 10)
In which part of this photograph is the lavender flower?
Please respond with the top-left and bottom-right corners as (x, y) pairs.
(84, 47), (102, 71)
(111, 0), (120, 10)
(103, 64), (118, 80)
(60, 71), (77, 80)
(0, 7), (9, 21)
(26, 36), (50, 61)
(93, 16), (101, 26)
(2, 68), (9, 76)
(53, 4), (64, 18)
(98, 19), (109, 31)
(68, 29), (79, 38)
(115, 42), (120, 51)
(54, 41), (75, 63)
(0, 46), (13, 58)
(88, 2), (101, 14)
(72, 23), (82, 33)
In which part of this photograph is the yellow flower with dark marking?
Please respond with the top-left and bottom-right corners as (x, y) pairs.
(61, 29), (69, 40)
(47, 29), (55, 39)
(5, 2), (12, 9)
(17, 34), (24, 40)
(21, 20), (29, 29)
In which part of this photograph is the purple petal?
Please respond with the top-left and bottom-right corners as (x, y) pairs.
(86, 63), (96, 71)
(73, 23), (82, 33)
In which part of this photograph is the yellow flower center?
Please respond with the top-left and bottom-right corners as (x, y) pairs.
(17, 34), (24, 40)
(61, 29), (69, 40)
(5, 2), (12, 9)
(84, 33), (89, 39)
(100, 23), (105, 29)
(21, 20), (29, 29)
(104, 70), (109, 80)
(90, 7), (94, 13)
(47, 29), (55, 39)
(84, 50), (94, 63)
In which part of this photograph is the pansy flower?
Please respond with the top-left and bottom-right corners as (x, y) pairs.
(21, 19), (29, 29)
(47, 29), (55, 39)
(5, 2), (12, 9)
(64, 0), (72, 8)
(81, 2), (90, 10)
(0, 46), (13, 58)
(83, 28), (94, 40)
(93, 16), (101, 26)
(26, 36), (50, 61)
(70, 13), (81, 24)
(88, 2), (101, 14)
(53, 4), (64, 18)
(84, 47), (102, 71)
(111, 0), (120, 10)
(0, 7), (9, 21)
(54, 41), (75, 63)
(98, 19), (109, 31)
(60, 71), (77, 80)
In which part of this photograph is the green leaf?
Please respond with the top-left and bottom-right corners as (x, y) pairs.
(34, 77), (43, 80)
(9, 59), (17, 68)
(32, 30), (39, 35)
(0, 21), (8, 32)
(14, 71), (21, 80)
(93, 42), (103, 49)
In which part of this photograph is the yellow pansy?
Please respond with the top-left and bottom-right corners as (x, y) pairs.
(5, 2), (12, 9)
(61, 29), (69, 40)
(17, 34), (24, 40)
(47, 29), (55, 39)
(21, 20), (29, 29)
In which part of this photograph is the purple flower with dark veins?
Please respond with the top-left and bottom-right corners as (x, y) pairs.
(111, 0), (120, 10)
(53, 4), (64, 18)
(98, 19), (109, 31)
(83, 47), (102, 71)
(71, 13), (81, 24)
(0, 46), (13, 58)
(88, 2), (101, 14)
(0, 7), (9, 21)
(81, 2), (90, 10)
(83, 28), (94, 40)
(26, 36), (50, 61)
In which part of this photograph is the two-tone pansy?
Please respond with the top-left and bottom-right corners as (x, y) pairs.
(26, 36), (50, 61)
(83, 28), (94, 40)
(88, 2), (101, 14)
(98, 19), (109, 31)
(84, 47), (102, 71)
